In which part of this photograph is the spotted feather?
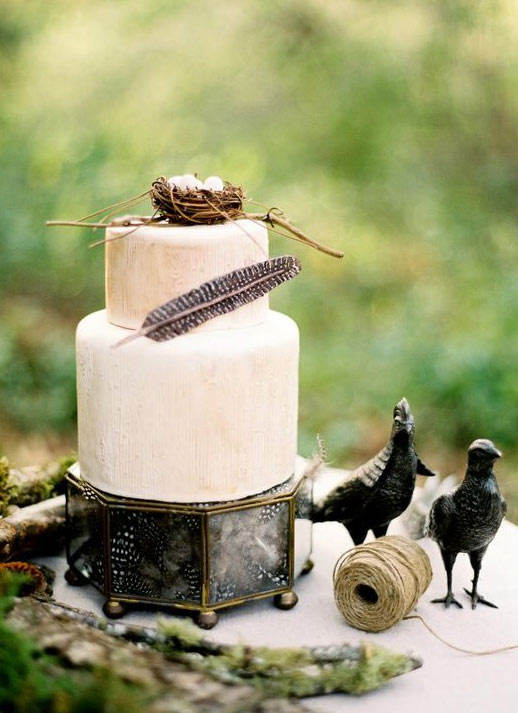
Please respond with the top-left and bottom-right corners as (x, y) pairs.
(355, 443), (393, 487)
(116, 256), (301, 347)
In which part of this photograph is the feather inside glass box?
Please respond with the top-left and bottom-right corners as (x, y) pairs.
(62, 176), (331, 627)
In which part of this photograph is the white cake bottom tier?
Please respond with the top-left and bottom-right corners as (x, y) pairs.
(76, 310), (299, 502)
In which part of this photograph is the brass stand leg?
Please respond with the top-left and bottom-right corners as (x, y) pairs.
(103, 600), (126, 619)
(65, 568), (88, 586)
(195, 610), (219, 629)
(273, 591), (299, 610)
(301, 558), (314, 575)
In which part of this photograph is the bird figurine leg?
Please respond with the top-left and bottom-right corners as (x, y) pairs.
(431, 549), (463, 608)
(463, 547), (498, 609)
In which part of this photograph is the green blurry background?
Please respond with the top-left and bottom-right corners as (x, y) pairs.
(1, 1), (517, 515)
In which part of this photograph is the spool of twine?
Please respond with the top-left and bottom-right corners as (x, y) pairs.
(333, 535), (432, 633)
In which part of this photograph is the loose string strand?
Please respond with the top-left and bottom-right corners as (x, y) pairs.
(404, 614), (518, 656)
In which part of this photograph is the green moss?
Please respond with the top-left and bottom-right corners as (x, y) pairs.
(0, 577), (155, 713)
(0, 457), (15, 517)
(0, 578), (418, 707)
(157, 616), (205, 648)
(158, 621), (418, 698)
(0, 453), (76, 513)
(186, 642), (411, 697)
(319, 644), (414, 696)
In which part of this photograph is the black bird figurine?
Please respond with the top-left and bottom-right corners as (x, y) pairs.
(428, 439), (506, 609)
(312, 397), (435, 545)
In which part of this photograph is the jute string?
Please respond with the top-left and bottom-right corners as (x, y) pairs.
(333, 535), (518, 655)
(333, 536), (432, 633)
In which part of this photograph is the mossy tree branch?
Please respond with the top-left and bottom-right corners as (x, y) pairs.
(0, 453), (75, 516)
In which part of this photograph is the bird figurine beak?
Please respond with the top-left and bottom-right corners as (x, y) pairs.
(392, 397), (415, 436)
(394, 397), (411, 421)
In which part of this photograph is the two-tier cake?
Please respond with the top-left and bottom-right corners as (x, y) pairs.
(65, 208), (313, 627)
(76, 218), (299, 502)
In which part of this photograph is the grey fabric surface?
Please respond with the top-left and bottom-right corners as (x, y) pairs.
(37, 517), (518, 712)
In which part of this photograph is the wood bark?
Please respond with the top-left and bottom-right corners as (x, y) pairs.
(21, 596), (421, 698)
(7, 596), (308, 713)
(0, 495), (66, 562)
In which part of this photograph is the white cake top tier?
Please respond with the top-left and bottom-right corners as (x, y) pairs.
(105, 218), (269, 330)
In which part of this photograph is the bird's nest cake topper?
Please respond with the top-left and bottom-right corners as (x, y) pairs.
(151, 175), (245, 225)
(47, 173), (344, 258)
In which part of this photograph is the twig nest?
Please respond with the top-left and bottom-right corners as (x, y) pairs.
(151, 175), (246, 225)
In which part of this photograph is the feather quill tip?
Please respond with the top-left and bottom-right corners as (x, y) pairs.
(113, 330), (144, 349)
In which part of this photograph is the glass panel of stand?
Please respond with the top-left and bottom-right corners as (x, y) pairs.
(208, 500), (291, 605)
(66, 480), (105, 590)
(108, 507), (203, 603)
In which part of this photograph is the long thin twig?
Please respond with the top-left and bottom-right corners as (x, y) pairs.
(246, 211), (344, 258)
(46, 221), (118, 228)
(88, 211), (161, 248)
(74, 190), (151, 223)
